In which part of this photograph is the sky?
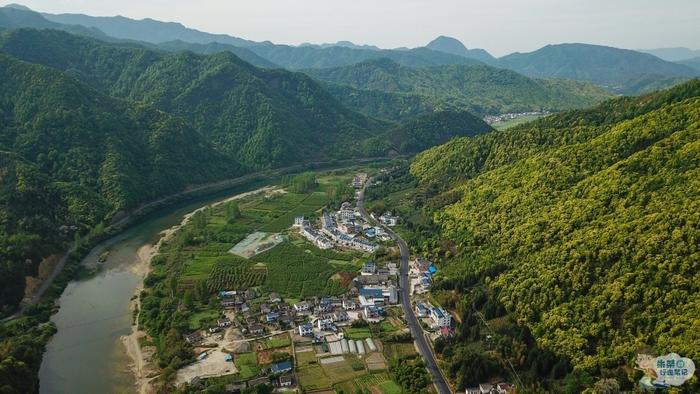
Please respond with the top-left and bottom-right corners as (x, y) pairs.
(6, 0), (700, 56)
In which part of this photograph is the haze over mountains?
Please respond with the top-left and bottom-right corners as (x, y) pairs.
(1, 3), (697, 96)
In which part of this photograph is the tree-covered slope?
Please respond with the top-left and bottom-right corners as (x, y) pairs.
(497, 43), (698, 93)
(0, 52), (237, 312)
(408, 80), (700, 378)
(382, 111), (494, 153)
(0, 28), (383, 168)
(305, 58), (612, 117)
(155, 40), (279, 68)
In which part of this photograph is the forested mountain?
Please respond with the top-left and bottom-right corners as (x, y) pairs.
(0, 52), (238, 312)
(305, 58), (612, 117)
(497, 43), (698, 94)
(155, 40), (279, 68)
(400, 80), (700, 389)
(379, 110), (493, 153)
(317, 83), (438, 123)
(0, 4), (111, 40)
(425, 35), (495, 63)
(0, 28), (385, 168)
(40, 8), (258, 47)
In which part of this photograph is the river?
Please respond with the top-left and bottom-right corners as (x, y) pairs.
(38, 180), (268, 394)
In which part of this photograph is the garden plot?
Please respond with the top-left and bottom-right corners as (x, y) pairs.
(228, 231), (285, 258)
(320, 355), (345, 364)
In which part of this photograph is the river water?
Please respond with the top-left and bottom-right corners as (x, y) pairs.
(38, 181), (267, 394)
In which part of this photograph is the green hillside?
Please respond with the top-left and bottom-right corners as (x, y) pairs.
(383, 111), (493, 153)
(0, 52), (237, 313)
(305, 58), (612, 118)
(155, 40), (279, 68)
(0, 28), (384, 168)
(387, 80), (700, 390)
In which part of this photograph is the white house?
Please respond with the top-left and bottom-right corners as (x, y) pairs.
(342, 299), (358, 310)
(430, 306), (452, 328)
(332, 311), (349, 323)
(298, 323), (313, 336)
(294, 302), (310, 312)
(379, 212), (398, 226)
(317, 318), (334, 331)
(361, 262), (376, 275)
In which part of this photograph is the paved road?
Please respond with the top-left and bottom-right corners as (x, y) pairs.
(357, 180), (452, 394)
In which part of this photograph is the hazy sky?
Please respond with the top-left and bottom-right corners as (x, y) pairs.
(7, 0), (700, 56)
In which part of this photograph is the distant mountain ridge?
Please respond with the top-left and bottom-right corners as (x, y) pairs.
(639, 47), (700, 61)
(304, 57), (612, 119)
(496, 43), (698, 93)
(41, 9), (260, 47)
(426, 35), (495, 63)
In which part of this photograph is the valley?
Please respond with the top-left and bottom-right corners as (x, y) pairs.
(0, 2), (698, 394)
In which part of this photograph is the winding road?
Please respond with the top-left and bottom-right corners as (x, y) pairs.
(357, 179), (452, 394)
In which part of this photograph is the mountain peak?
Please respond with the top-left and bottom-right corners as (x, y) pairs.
(3, 3), (32, 11)
(426, 35), (494, 63)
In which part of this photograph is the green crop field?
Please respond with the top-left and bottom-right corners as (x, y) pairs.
(253, 242), (349, 298)
(344, 327), (372, 340)
(263, 335), (291, 349)
(322, 357), (366, 382)
(297, 365), (332, 390)
(334, 372), (398, 394)
(166, 169), (362, 298)
(234, 352), (261, 380)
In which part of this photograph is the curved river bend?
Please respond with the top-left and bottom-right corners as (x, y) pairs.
(38, 181), (267, 394)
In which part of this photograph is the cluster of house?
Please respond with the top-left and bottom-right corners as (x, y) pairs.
(466, 382), (516, 394)
(187, 290), (296, 341)
(352, 172), (368, 189)
(223, 360), (294, 393)
(294, 199), (388, 253)
(294, 216), (333, 249)
(414, 258), (438, 292)
(482, 111), (548, 125)
(294, 208), (382, 255)
(415, 301), (452, 334)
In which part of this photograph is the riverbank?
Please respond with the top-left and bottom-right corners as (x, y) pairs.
(119, 185), (281, 393)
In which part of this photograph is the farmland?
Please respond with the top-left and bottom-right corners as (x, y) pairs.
(233, 352), (260, 380)
(154, 168), (369, 299)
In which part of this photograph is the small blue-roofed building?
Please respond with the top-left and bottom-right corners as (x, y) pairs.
(415, 302), (430, 317)
(271, 360), (293, 374)
(419, 276), (432, 289)
(266, 312), (279, 322)
(428, 264), (438, 275)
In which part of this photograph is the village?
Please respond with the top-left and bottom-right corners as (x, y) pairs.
(172, 171), (512, 393)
